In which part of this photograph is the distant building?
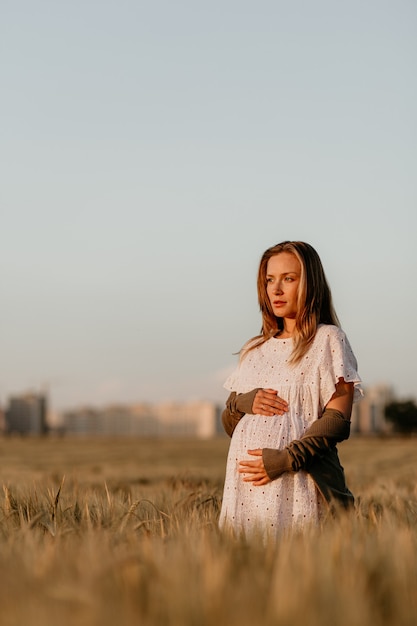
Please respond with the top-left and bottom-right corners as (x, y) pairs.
(5, 393), (48, 435)
(63, 403), (157, 437)
(155, 400), (222, 438)
(63, 400), (223, 438)
(351, 384), (394, 434)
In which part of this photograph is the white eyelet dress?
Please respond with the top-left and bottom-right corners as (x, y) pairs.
(219, 325), (363, 537)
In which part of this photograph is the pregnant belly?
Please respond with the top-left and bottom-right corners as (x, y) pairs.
(232, 412), (304, 450)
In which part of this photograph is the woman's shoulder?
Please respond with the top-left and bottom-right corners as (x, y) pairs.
(314, 324), (348, 343)
(314, 324), (357, 362)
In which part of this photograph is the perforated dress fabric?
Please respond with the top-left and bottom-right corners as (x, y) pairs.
(219, 325), (363, 537)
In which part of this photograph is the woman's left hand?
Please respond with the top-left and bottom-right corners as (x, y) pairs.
(239, 449), (271, 486)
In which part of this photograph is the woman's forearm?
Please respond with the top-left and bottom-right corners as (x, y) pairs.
(262, 408), (351, 480)
(222, 389), (260, 436)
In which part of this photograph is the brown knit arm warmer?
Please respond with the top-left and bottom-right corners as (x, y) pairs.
(221, 389), (260, 437)
(262, 408), (351, 481)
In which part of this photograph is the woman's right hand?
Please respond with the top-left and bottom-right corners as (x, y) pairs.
(252, 388), (288, 416)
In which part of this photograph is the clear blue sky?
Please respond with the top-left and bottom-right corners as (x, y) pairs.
(1, 0), (416, 412)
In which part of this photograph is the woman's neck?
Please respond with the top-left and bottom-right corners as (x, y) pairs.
(279, 319), (296, 338)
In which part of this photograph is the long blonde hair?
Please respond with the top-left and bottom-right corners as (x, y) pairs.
(243, 241), (339, 363)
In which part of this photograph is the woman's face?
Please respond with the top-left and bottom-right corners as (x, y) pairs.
(266, 252), (301, 320)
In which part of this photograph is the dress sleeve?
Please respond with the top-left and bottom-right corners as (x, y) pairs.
(223, 366), (240, 392)
(223, 339), (259, 393)
(223, 359), (258, 394)
(319, 326), (364, 409)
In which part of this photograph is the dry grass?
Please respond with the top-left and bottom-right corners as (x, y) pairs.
(0, 435), (416, 626)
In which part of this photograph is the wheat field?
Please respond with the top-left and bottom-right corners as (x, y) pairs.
(0, 435), (416, 626)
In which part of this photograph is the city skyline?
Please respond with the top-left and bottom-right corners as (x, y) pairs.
(1, 382), (392, 438)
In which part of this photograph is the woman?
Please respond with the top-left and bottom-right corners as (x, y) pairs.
(219, 241), (362, 536)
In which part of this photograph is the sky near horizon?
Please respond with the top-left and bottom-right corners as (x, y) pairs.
(1, 0), (416, 414)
